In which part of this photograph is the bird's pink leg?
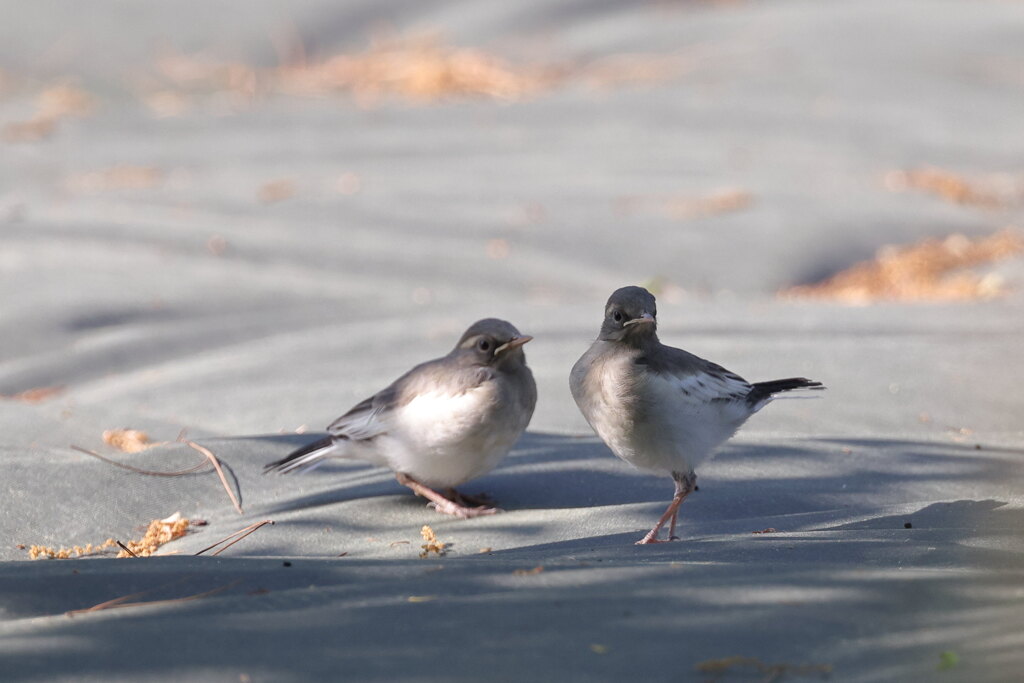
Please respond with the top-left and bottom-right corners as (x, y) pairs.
(395, 473), (498, 519)
(636, 473), (696, 545)
(668, 508), (680, 541)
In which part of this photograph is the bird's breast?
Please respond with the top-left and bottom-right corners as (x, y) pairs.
(386, 380), (527, 487)
(572, 347), (644, 458)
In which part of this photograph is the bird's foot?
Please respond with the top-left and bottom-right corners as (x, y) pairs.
(397, 473), (499, 519)
(635, 535), (676, 545)
(429, 500), (499, 519)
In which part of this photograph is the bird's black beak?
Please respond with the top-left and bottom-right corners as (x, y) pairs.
(623, 312), (655, 327)
(495, 335), (532, 354)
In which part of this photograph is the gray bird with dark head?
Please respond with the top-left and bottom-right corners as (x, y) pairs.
(267, 318), (537, 518)
(570, 286), (823, 544)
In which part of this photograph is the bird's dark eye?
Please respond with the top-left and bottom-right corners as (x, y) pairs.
(612, 311), (623, 322)
(478, 339), (491, 352)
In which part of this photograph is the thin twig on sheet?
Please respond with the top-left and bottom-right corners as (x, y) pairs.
(194, 520), (274, 557)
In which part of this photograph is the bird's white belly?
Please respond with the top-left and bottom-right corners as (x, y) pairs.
(381, 386), (522, 488)
(579, 355), (750, 475)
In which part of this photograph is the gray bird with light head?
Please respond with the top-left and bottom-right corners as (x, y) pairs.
(267, 318), (537, 518)
(570, 286), (823, 544)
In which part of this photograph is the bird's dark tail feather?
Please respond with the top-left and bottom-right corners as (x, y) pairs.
(747, 377), (824, 405)
(263, 436), (334, 474)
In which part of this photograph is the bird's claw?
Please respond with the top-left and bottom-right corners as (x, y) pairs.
(635, 534), (681, 545)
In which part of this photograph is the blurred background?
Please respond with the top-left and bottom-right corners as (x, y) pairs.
(2, 0), (1022, 443)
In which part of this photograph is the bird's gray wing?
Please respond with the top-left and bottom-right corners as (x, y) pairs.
(325, 358), (492, 441)
(639, 345), (753, 403)
(324, 364), (415, 444)
(325, 389), (397, 441)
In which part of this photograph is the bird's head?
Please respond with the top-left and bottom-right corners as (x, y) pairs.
(598, 286), (658, 344)
(454, 318), (532, 369)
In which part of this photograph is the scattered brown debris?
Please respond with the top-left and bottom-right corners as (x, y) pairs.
(103, 428), (155, 454)
(142, 90), (191, 118)
(115, 541), (139, 558)
(780, 228), (1024, 303)
(336, 172), (362, 195)
(752, 528), (778, 534)
(275, 34), (550, 104)
(117, 513), (191, 557)
(65, 165), (163, 193)
(2, 81), (94, 143)
(257, 179), (296, 203)
(513, 566), (545, 576)
(485, 238), (511, 260)
(142, 36), (691, 109)
(885, 167), (1023, 208)
(695, 656), (832, 682)
(206, 234), (228, 256)
(664, 188), (754, 220)
(419, 525), (449, 558)
(2, 117), (57, 143)
(1, 386), (65, 403)
(154, 52), (259, 97)
(577, 52), (691, 90)
(26, 512), (191, 560)
(28, 539), (118, 560)
(613, 188), (752, 221)
(36, 83), (95, 119)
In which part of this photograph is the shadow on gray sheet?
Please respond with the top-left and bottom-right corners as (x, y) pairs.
(1, 498), (1021, 682)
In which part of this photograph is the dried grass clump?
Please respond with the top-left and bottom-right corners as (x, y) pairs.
(102, 428), (155, 453)
(65, 166), (163, 193)
(29, 539), (118, 560)
(257, 179), (296, 203)
(142, 35), (694, 111)
(275, 35), (549, 104)
(154, 53), (258, 96)
(117, 513), (191, 557)
(1, 386), (64, 403)
(781, 228), (1024, 303)
(664, 188), (753, 220)
(26, 513), (191, 560)
(885, 167), (1022, 208)
(419, 525), (448, 558)
(2, 82), (94, 143)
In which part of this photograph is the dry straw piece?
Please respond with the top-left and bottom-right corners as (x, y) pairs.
(781, 228), (1023, 303)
